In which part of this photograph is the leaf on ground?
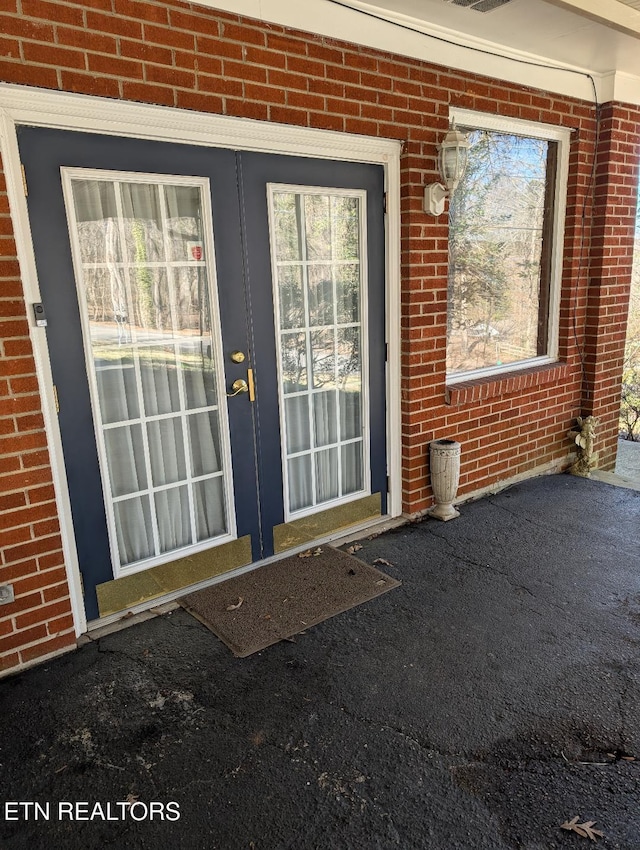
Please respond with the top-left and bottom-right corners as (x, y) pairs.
(298, 550), (312, 558)
(373, 557), (393, 567)
(226, 597), (244, 611)
(312, 547), (323, 556)
(347, 544), (363, 553)
(561, 816), (605, 840)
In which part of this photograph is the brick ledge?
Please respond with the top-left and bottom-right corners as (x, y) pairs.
(446, 361), (570, 406)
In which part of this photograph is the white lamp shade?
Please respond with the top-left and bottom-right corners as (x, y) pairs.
(437, 127), (470, 192)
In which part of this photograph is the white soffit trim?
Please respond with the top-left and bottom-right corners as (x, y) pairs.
(609, 70), (640, 104)
(186, 0), (640, 104)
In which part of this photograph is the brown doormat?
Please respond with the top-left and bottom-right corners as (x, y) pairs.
(179, 547), (401, 657)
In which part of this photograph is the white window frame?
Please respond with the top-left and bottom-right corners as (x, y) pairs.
(446, 107), (571, 384)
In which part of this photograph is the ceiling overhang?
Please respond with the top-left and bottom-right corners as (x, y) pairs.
(545, 0), (640, 39)
(192, 0), (640, 106)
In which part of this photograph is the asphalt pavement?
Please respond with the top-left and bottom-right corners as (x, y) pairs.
(1, 473), (639, 849)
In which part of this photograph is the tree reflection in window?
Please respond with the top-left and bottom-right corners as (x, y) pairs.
(447, 129), (557, 375)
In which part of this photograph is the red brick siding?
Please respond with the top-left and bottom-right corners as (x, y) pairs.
(0, 155), (75, 673)
(0, 0), (637, 672)
(584, 103), (640, 468)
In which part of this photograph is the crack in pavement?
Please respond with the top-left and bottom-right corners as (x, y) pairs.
(424, 525), (561, 612)
(337, 703), (463, 761)
(95, 642), (155, 665)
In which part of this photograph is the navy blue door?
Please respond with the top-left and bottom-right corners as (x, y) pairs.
(19, 127), (386, 621)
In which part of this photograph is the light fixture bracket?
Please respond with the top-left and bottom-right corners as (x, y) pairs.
(424, 182), (448, 216)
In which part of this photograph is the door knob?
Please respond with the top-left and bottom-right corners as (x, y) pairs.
(227, 379), (249, 397)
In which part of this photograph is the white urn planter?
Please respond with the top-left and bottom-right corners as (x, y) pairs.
(428, 439), (461, 521)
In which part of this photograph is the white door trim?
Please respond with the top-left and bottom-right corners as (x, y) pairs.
(0, 83), (402, 636)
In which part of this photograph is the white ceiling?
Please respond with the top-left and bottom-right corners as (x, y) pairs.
(350, 0), (640, 76)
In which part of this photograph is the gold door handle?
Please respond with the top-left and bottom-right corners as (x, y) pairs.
(227, 379), (249, 397)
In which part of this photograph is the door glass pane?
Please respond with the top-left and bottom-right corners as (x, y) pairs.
(71, 180), (122, 265)
(342, 442), (364, 495)
(194, 478), (226, 541)
(304, 195), (331, 260)
(285, 396), (310, 454)
(308, 265), (334, 326)
(155, 486), (191, 553)
(337, 327), (361, 385)
(114, 496), (154, 566)
(340, 388), (362, 441)
(140, 346), (181, 416)
(277, 266), (304, 329)
(288, 455), (313, 512)
(332, 196), (360, 260)
(104, 424), (147, 496)
(311, 329), (335, 389)
(96, 356), (139, 424)
(188, 412), (222, 476)
(67, 173), (233, 574)
(273, 192), (302, 261)
(130, 268), (171, 341)
(173, 268), (211, 334)
(270, 186), (368, 516)
(181, 341), (217, 409)
(313, 391), (337, 447)
(165, 185), (205, 263)
(316, 448), (338, 503)
(147, 418), (186, 486)
(281, 332), (308, 393)
(336, 265), (360, 324)
(121, 182), (165, 263)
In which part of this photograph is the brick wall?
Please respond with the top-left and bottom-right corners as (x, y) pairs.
(584, 103), (640, 467)
(0, 156), (75, 674)
(0, 0), (637, 672)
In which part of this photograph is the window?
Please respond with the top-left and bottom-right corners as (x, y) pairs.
(446, 110), (569, 381)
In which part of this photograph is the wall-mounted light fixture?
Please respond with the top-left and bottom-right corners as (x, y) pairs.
(424, 124), (471, 216)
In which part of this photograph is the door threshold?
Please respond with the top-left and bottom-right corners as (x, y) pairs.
(83, 513), (405, 638)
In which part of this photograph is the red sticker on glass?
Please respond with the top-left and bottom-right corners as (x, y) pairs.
(188, 241), (203, 261)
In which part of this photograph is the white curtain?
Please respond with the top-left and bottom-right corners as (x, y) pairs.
(275, 191), (365, 513)
(72, 178), (226, 568)
(285, 396), (363, 511)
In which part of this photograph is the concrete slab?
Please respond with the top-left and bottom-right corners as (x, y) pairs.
(1, 474), (639, 849)
(616, 437), (640, 481)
